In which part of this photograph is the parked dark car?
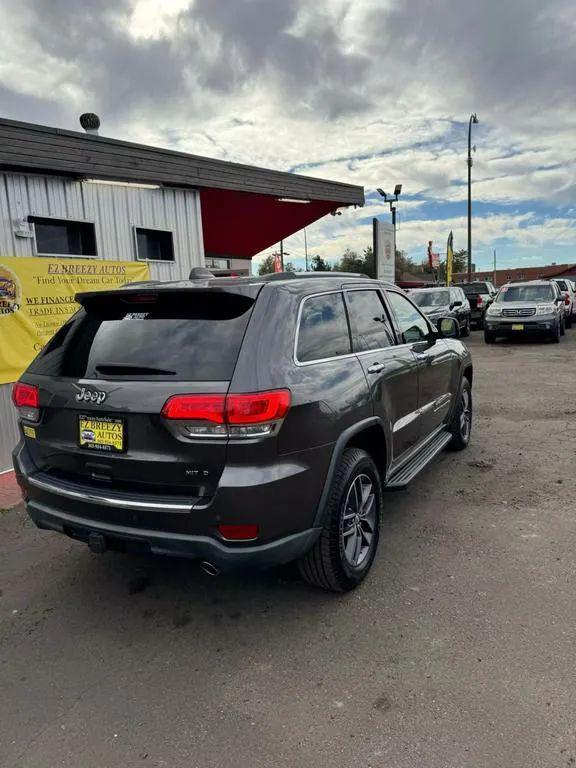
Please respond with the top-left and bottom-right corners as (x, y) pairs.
(484, 280), (565, 343)
(459, 281), (497, 328)
(12, 273), (473, 592)
(410, 286), (471, 336)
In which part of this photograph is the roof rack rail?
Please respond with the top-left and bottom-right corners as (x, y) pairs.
(259, 271), (370, 281)
(189, 267), (215, 280)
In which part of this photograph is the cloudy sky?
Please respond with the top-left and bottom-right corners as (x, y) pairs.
(1, 0), (575, 271)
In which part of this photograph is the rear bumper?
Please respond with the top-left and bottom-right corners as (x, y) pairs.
(26, 499), (320, 570)
(13, 441), (328, 569)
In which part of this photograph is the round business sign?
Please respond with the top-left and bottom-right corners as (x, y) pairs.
(0, 264), (21, 317)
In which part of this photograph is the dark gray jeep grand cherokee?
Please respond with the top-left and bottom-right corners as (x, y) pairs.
(12, 272), (473, 592)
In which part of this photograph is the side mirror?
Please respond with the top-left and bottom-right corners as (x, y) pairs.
(452, 300), (462, 307)
(437, 316), (459, 338)
(555, 296), (564, 303)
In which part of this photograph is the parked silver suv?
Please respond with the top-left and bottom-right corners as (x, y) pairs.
(484, 280), (565, 343)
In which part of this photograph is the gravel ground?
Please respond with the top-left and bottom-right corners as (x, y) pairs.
(1, 331), (576, 768)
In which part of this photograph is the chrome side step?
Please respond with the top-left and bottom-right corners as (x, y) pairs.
(384, 429), (452, 491)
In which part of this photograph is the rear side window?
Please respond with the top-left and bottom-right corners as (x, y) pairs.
(462, 283), (489, 294)
(28, 291), (255, 381)
(346, 290), (395, 351)
(297, 292), (352, 363)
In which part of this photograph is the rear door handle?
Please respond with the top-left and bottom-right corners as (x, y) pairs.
(367, 362), (385, 374)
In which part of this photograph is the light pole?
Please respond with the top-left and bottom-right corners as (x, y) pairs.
(377, 184), (402, 256)
(467, 113), (479, 282)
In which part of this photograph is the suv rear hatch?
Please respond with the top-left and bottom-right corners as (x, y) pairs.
(21, 285), (260, 499)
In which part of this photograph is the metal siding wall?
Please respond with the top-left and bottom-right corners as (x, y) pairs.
(0, 171), (203, 470)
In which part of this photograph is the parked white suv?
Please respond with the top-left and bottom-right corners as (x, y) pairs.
(551, 279), (575, 328)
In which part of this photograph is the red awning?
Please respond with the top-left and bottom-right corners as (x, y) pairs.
(199, 188), (340, 259)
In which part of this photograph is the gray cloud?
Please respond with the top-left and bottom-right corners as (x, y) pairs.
(0, 83), (65, 125)
(365, 0), (576, 121)
(184, 0), (372, 116)
(3, 0), (372, 124)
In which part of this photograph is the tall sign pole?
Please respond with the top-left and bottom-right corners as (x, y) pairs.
(467, 113), (479, 282)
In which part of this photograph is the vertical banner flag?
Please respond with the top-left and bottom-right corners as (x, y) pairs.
(0, 257), (150, 385)
(274, 253), (282, 273)
(373, 219), (395, 283)
(427, 241), (439, 270)
(446, 231), (454, 286)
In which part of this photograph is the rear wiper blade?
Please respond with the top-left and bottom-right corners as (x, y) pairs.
(94, 364), (176, 376)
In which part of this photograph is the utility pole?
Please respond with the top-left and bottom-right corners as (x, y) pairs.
(467, 113), (479, 282)
(280, 239), (284, 271)
(304, 228), (308, 271)
(493, 248), (497, 285)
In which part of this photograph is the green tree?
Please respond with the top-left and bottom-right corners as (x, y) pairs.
(258, 254), (276, 275)
(453, 248), (467, 273)
(362, 246), (376, 278)
(310, 254), (332, 272)
(284, 261), (303, 273)
(335, 248), (365, 274)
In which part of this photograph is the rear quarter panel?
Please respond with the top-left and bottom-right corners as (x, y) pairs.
(230, 285), (372, 455)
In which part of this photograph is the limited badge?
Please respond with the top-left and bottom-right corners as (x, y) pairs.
(23, 425), (36, 439)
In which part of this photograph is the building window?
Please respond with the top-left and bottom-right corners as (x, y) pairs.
(517, 272), (525, 279)
(206, 257), (231, 270)
(30, 216), (97, 257)
(135, 227), (174, 262)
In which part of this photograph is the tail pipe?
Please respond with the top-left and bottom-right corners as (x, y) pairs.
(200, 560), (220, 577)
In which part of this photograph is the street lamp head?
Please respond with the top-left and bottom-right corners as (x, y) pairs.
(471, 113), (479, 124)
(394, 183), (403, 197)
(376, 188), (387, 199)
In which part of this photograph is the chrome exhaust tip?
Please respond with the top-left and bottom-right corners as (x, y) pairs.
(200, 560), (220, 577)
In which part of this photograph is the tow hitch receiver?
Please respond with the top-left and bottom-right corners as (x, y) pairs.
(88, 532), (107, 554)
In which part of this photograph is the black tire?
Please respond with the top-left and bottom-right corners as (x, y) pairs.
(298, 448), (382, 592)
(484, 330), (495, 343)
(476, 316), (484, 330)
(549, 322), (561, 343)
(448, 378), (472, 451)
(560, 318), (566, 336)
(461, 318), (471, 337)
(566, 314), (573, 329)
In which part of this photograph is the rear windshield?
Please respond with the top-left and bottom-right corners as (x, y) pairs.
(554, 280), (567, 290)
(461, 283), (491, 294)
(496, 285), (555, 303)
(411, 290), (450, 307)
(28, 290), (255, 381)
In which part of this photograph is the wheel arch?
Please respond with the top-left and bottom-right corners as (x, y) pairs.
(313, 417), (388, 527)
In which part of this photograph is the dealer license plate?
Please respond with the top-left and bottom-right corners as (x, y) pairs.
(79, 415), (124, 453)
(511, 324), (524, 331)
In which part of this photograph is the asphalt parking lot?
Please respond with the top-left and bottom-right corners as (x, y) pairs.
(1, 330), (576, 768)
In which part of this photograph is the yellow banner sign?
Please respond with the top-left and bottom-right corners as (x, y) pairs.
(0, 257), (150, 385)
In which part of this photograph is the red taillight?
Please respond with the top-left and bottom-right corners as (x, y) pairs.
(565, 294), (570, 306)
(218, 524), (259, 541)
(161, 394), (226, 422)
(226, 390), (291, 424)
(12, 382), (39, 409)
(161, 389), (291, 438)
(12, 382), (40, 422)
(477, 295), (483, 307)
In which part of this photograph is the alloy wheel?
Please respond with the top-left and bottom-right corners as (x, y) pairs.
(460, 388), (472, 441)
(341, 473), (377, 567)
